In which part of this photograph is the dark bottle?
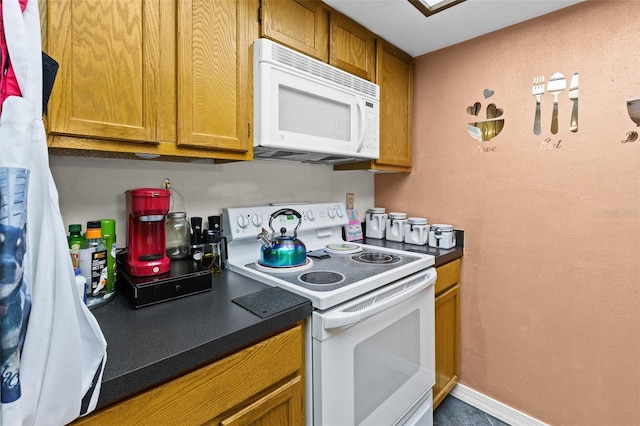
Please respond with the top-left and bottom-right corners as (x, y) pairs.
(190, 217), (204, 261)
(68, 223), (85, 270)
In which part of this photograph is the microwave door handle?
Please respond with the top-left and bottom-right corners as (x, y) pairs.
(322, 276), (432, 329)
(355, 96), (366, 153)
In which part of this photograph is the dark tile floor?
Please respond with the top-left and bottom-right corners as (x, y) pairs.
(434, 395), (510, 426)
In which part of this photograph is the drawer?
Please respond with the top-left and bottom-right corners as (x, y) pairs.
(435, 258), (461, 295)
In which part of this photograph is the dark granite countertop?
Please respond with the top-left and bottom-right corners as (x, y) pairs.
(90, 270), (312, 409)
(90, 237), (463, 410)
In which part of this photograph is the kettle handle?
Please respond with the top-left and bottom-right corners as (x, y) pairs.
(268, 208), (303, 236)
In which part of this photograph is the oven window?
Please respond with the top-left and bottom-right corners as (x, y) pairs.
(354, 310), (420, 425)
(279, 85), (350, 141)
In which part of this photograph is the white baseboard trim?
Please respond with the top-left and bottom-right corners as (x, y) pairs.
(450, 384), (548, 426)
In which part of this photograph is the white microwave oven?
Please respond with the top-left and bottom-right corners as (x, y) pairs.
(253, 38), (380, 165)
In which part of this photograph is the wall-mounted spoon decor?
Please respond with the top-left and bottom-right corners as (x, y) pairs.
(547, 73), (566, 134)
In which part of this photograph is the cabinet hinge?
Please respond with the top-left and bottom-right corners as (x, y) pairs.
(258, 5), (262, 23)
(248, 123), (251, 138)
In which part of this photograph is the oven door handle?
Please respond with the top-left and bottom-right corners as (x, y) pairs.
(323, 275), (432, 330)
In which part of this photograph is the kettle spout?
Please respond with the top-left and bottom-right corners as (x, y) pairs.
(257, 228), (273, 248)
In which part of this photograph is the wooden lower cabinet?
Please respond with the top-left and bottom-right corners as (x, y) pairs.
(74, 323), (305, 426)
(433, 259), (461, 410)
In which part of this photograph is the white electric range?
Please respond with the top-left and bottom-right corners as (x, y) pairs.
(223, 202), (436, 426)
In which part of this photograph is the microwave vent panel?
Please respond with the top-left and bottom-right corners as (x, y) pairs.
(270, 42), (379, 99)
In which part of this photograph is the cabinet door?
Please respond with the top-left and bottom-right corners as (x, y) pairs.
(433, 259), (461, 409)
(434, 284), (460, 409)
(47, 0), (162, 144)
(176, 0), (252, 156)
(334, 39), (413, 172)
(375, 39), (413, 170)
(261, 0), (328, 62)
(329, 12), (375, 82)
(221, 376), (303, 426)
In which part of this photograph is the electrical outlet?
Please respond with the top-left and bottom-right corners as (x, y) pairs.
(346, 193), (354, 210)
(162, 178), (171, 190)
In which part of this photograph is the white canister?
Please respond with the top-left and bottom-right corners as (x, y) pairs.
(429, 224), (456, 249)
(404, 217), (429, 245)
(366, 207), (387, 239)
(385, 212), (408, 242)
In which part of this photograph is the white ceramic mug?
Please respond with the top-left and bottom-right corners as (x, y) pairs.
(366, 207), (387, 239)
(404, 217), (429, 245)
(385, 212), (408, 242)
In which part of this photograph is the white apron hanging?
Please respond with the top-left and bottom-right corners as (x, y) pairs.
(0, 0), (107, 424)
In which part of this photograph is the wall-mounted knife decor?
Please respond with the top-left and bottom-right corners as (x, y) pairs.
(531, 71), (579, 135)
(466, 89), (504, 142)
(568, 72), (579, 132)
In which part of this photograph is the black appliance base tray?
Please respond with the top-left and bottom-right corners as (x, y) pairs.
(117, 257), (212, 309)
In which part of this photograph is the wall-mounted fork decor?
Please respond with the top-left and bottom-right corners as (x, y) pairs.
(532, 72), (579, 135)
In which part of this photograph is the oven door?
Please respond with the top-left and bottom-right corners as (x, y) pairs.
(311, 268), (436, 426)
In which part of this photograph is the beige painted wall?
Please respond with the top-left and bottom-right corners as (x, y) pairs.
(375, 1), (640, 424)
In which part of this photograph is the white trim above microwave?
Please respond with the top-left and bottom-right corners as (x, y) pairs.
(253, 39), (380, 165)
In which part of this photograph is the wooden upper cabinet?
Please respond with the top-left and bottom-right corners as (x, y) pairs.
(45, 0), (254, 161)
(375, 39), (413, 170)
(176, 0), (252, 154)
(329, 12), (375, 82)
(46, 0), (161, 145)
(335, 39), (413, 172)
(260, 0), (329, 62)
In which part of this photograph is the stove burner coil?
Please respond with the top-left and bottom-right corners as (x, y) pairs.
(253, 257), (313, 273)
(351, 252), (402, 265)
(298, 270), (345, 286)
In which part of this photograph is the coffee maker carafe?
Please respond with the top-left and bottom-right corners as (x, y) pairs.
(125, 188), (171, 276)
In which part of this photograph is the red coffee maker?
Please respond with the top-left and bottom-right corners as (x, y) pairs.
(125, 188), (171, 276)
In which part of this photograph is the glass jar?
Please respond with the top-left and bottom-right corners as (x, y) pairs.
(166, 212), (190, 260)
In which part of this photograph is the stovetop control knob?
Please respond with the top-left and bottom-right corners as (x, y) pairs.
(327, 208), (335, 219)
(306, 210), (315, 221)
(251, 214), (263, 227)
(336, 206), (344, 218)
(236, 215), (249, 228)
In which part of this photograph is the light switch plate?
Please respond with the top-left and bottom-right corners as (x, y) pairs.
(346, 193), (354, 210)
